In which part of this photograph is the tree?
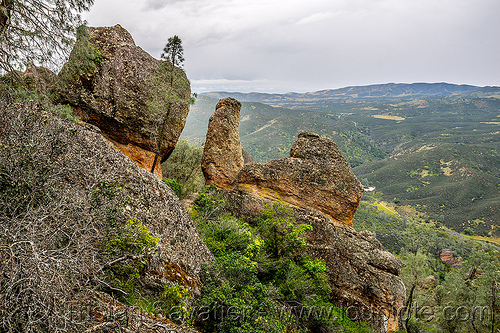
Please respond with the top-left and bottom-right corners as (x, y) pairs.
(161, 139), (205, 196)
(149, 35), (193, 174)
(161, 35), (184, 67)
(0, 0), (94, 73)
(400, 251), (432, 332)
(435, 249), (500, 333)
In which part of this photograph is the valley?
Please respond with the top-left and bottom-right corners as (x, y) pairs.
(184, 83), (500, 235)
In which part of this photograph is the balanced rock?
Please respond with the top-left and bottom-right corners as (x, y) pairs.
(58, 24), (191, 177)
(237, 131), (363, 226)
(201, 97), (244, 188)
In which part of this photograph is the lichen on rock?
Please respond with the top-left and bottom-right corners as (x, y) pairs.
(57, 24), (191, 178)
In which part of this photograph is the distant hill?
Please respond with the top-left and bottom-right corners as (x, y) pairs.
(203, 82), (500, 110)
(354, 142), (500, 235)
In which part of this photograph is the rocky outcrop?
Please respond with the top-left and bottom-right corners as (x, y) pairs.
(237, 131), (363, 226)
(201, 98), (405, 332)
(439, 249), (463, 268)
(242, 148), (255, 165)
(201, 97), (244, 187)
(0, 101), (211, 332)
(22, 64), (57, 94)
(58, 24), (191, 177)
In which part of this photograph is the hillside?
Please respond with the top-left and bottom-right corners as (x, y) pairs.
(186, 83), (500, 234)
(354, 142), (500, 235)
(183, 95), (385, 166)
(204, 82), (500, 110)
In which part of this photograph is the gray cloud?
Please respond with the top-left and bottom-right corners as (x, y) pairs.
(83, 0), (500, 93)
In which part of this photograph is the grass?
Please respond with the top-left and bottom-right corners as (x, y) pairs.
(465, 235), (500, 247)
(374, 202), (398, 215)
(372, 114), (406, 121)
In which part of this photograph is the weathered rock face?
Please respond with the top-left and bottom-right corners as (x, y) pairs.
(59, 24), (191, 177)
(201, 97), (244, 188)
(439, 249), (463, 268)
(237, 131), (363, 226)
(22, 64), (57, 94)
(0, 101), (211, 332)
(201, 98), (405, 332)
(242, 148), (255, 165)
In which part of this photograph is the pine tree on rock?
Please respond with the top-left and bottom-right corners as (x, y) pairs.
(149, 35), (193, 174)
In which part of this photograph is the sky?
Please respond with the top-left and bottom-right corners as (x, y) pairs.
(83, 0), (500, 93)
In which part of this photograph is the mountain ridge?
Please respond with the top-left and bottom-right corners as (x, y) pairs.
(203, 82), (500, 109)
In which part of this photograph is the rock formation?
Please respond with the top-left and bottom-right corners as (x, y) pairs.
(237, 131), (363, 226)
(0, 101), (211, 332)
(22, 63), (57, 94)
(58, 24), (191, 178)
(242, 148), (255, 165)
(201, 97), (244, 188)
(439, 249), (463, 268)
(201, 98), (405, 332)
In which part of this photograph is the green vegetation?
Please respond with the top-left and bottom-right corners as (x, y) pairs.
(354, 142), (500, 235)
(191, 190), (373, 333)
(104, 218), (159, 294)
(354, 192), (500, 333)
(0, 0), (94, 73)
(161, 139), (205, 197)
(58, 25), (104, 91)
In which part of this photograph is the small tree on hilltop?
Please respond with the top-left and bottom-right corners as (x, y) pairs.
(149, 35), (194, 174)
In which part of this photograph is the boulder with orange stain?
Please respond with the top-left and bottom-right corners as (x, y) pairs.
(58, 24), (190, 177)
(237, 131), (363, 226)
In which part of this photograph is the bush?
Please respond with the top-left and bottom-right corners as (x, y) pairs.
(163, 178), (183, 197)
(192, 193), (373, 332)
(161, 139), (204, 197)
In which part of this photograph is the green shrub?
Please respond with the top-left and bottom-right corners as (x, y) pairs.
(48, 104), (79, 123)
(163, 178), (183, 197)
(256, 201), (312, 260)
(191, 185), (226, 221)
(104, 218), (158, 295)
(163, 285), (192, 324)
(192, 194), (373, 332)
(161, 139), (205, 196)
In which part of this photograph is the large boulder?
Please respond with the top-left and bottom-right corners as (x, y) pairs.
(58, 24), (191, 177)
(0, 101), (211, 332)
(237, 131), (363, 226)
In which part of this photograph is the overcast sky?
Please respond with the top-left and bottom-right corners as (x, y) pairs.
(83, 0), (500, 93)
